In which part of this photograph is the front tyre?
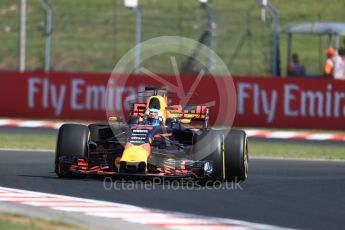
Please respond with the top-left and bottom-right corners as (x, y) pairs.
(55, 124), (89, 178)
(194, 129), (248, 182)
(223, 130), (248, 182)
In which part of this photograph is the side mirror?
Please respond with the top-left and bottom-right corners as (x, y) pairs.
(108, 116), (124, 122)
(180, 119), (191, 124)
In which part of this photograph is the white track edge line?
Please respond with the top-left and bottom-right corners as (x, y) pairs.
(0, 186), (293, 230)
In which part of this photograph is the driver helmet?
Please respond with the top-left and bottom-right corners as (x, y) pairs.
(144, 108), (162, 126)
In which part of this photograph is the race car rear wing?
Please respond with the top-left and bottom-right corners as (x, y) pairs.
(130, 103), (209, 128)
(166, 105), (207, 118)
(131, 103), (146, 117)
(167, 105), (209, 127)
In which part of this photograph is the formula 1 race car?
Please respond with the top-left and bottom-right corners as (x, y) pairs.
(55, 87), (248, 182)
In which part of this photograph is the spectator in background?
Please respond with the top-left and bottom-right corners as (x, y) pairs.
(287, 53), (305, 77)
(340, 48), (345, 76)
(324, 48), (336, 77)
(324, 48), (344, 79)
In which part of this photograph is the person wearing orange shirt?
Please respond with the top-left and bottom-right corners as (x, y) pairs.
(324, 48), (345, 79)
(324, 48), (336, 77)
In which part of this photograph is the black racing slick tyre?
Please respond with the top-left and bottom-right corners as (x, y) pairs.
(193, 130), (224, 181)
(194, 129), (248, 182)
(55, 124), (89, 178)
(222, 129), (248, 182)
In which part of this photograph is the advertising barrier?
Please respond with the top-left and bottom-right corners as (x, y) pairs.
(234, 77), (345, 130)
(0, 71), (345, 130)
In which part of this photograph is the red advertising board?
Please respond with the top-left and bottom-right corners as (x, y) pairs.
(233, 77), (345, 130)
(0, 71), (345, 130)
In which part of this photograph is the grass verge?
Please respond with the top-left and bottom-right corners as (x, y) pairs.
(251, 141), (345, 160)
(0, 132), (344, 160)
(0, 134), (56, 150)
(0, 213), (83, 230)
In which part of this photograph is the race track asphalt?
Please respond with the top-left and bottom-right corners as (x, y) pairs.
(0, 150), (345, 230)
(0, 127), (345, 230)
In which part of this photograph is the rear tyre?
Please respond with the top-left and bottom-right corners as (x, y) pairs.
(55, 124), (89, 178)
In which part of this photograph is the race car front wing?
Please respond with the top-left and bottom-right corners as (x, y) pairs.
(56, 155), (214, 180)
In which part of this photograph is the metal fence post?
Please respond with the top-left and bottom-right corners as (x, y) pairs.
(41, 0), (52, 73)
(287, 33), (292, 72)
(256, 0), (280, 76)
(19, 0), (27, 72)
(201, 2), (214, 74)
(267, 3), (279, 76)
(134, 7), (142, 73)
